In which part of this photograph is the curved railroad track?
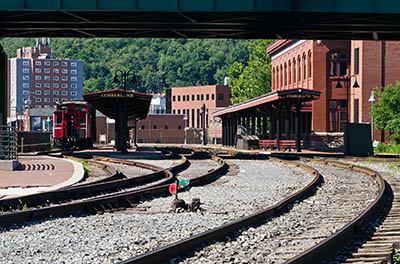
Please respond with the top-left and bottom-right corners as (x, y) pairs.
(118, 153), (385, 264)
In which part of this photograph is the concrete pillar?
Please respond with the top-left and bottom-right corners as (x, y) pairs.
(89, 106), (97, 143)
(115, 102), (121, 151)
(295, 103), (302, 152)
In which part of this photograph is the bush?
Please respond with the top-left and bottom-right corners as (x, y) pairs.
(374, 142), (400, 154)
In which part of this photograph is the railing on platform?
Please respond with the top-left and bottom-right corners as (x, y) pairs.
(238, 125), (248, 138)
(0, 126), (18, 160)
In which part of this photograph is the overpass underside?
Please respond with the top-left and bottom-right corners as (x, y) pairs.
(1, 0), (400, 39)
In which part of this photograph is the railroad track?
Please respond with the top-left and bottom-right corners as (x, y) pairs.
(0, 149), (227, 230)
(119, 155), (385, 264)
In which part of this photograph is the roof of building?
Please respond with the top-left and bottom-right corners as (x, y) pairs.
(83, 89), (153, 119)
(212, 88), (321, 117)
(26, 107), (56, 117)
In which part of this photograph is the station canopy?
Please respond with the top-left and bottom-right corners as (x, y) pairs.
(213, 88), (321, 118)
(83, 89), (152, 119)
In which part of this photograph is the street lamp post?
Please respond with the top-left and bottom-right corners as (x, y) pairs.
(368, 91), (376, 142)
(112, 70), (138, 154)
(335, 75), (360, 124)
(183, 113), (188, 145)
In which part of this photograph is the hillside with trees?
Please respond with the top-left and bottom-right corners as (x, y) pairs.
(1, 38), (253, 94)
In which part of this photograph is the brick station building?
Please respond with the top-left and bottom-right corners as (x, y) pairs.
(268, 39), (400, 144)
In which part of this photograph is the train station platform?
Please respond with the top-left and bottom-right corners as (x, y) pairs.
(0, 155), (84, 198)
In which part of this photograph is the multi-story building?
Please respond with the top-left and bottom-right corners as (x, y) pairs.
(267, 40), (400, 141)
(7, 38), (83, 123)
(149, 94), (166, 114)
(171, 85), (231, 143)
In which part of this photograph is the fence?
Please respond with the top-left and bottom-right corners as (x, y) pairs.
(0, 126), (18, 160)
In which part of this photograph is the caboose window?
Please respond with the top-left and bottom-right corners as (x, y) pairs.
(56, 116), (62, 125)
(79, 117), (85, 125)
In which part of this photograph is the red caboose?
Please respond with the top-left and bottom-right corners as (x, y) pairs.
(53, 101), (93, 150)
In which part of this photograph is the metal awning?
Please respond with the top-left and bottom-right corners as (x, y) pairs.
(83, 89), (152, 119)
(212, 88), (320, 117)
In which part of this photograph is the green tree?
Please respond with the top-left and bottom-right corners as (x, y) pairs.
(228, 39), (275, 104)
(371, 82), (400, 139)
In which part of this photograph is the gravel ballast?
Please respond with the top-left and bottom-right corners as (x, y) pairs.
(0, 159), (313, 264)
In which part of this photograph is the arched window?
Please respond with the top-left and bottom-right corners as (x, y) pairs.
(293, 58), (296, 84)
(284, 63), (287, 86)
(280, 65), (283, 88)
(308, 51), (312, 78)
(303, 53), (307, 80)
(297, 56), (301, 81)
(288, 61), (291, 85)
(272, 68), (275, 90)
(328, 51), (349, 76)
(276, 67), (279, 89)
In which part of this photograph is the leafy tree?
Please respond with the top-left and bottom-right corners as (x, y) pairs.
(371, 82), (400, 139)
(1, 38), (252, 94)
(228, 39), (275, 104)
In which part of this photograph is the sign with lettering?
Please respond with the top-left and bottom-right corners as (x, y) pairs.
(100, 93), (136, 98)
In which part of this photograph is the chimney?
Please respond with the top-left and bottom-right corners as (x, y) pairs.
(224, 76), (229, 86)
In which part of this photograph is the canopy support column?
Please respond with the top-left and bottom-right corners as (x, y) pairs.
(295, 102), (302, 152)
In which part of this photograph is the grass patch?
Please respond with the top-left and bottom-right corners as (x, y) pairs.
(375, 142), (400, 154)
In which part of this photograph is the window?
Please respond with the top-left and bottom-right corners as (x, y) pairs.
(191, 109), (195, 127)
(23, 90), (29, 95)
(186, 95), (189, 101)
(308, 51), (312, 78)
(53, 76), (59, 81)
(141, 125), (145, 129)
(62, 91), (68, 95)
(178, 125), (182, 129)
(44, 83), (50, 88)
(53, 83), (59, 88)
(197, 94), (200, 100)
(53, 68), (59, 73)
(297, 56), (301, 81)
(71, 91), (77, 96)
(303, 53), (307, 79)
(212, 94), (215, 100)
(61, 98), (67, 102)
(35, 98), (41, 102)
(182, 95), (185, 101)
(44, 68), (50, 73)
(62, 61), (68, 66)
(354, 99), (359, 123)
(329, 52), (349, 76)
(35, 90), (41, 95)
(284, 63), (287, 86)
(183, 109), (186, 114)
(173, 96), (176, 102)
(206, 94), (209, 100)
(44, 76), (50, 80)
(23, 75), (29, 80)
(329, 100), (347, 132)
(197, 109), (200, 128)
(23, 83), (29, 88)
(62, 69), (68, 74)
(293, 59), (296, 84)
(71, 77), (77, 81)
(201, 94), (204, 100)
(288, 61), (291, 85)
(192, 95), (195, 101)
(173, 110), (176, 114)
(165, 125), (168, 130)
(62, 77), (68, 82)
(23, 61), (29, 66)
(44, 98), (50, 102)
(71, 69), (77, 74)
(354, 48), (359, 74)
(153, 125), (157, 129)
(178, 95), (181, 101)
(35, 68), (41, 73)
(53, 61), (59, 66)
(280, 65), (283, 87)
(53, 91), (59, 95)
(53, 98), (59, 103)
(218, 93), (224, 100)
(71, 62), (77, 67)
(35, 61), (41, 66)
(23, 68), (29, 73)
(178, 109), (181, 114)
(71, 84), (77, 88)
(35, 83), (41, 88)
(44, 61), (50, 66)
(44, 90), (50, 95)
(35, 76), (41, 80)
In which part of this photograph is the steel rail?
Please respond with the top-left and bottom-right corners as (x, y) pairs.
(0, 150), (225, 228)
(0, 152), (188, 212)
(285, 159), (386, 264)
(119, 157), (321, 264)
